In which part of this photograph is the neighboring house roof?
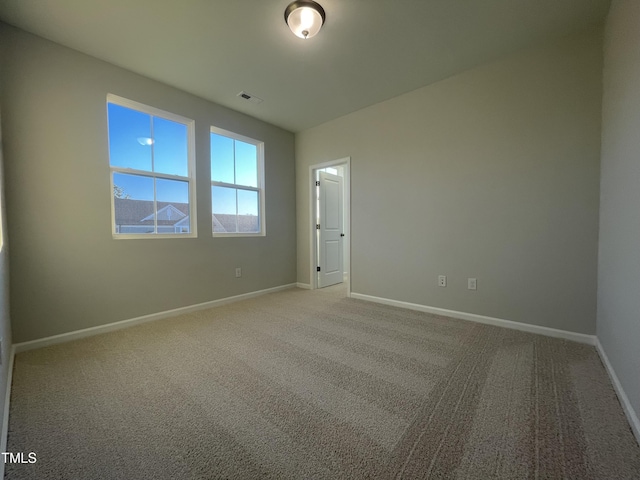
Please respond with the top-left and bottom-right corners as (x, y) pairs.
(114, 198), (189, 226)
(174, 215), (191, 227)
(114, 198), (258, 232)
(141, 204), (186, 223)
(212, 214), (226, 232)
(212, 213), (259, 233)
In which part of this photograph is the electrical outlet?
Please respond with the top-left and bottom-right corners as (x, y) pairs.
(438, 275), (447, 287)
(235, 267), (242, 278)
(468, 278), (477, 290)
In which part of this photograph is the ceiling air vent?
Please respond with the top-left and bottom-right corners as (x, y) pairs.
(236, 91), (263, 105)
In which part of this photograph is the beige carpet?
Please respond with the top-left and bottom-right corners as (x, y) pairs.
(5, 285), (640, 479)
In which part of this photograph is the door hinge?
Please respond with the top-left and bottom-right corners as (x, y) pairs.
(315, 180), (320, 186)
(316, 224), (320, 230)
(317, 266), (321, 272)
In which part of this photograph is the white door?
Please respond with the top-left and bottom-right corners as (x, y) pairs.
(317, 171), (344, 288)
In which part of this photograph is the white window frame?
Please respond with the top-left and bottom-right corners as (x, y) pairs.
(107, 94), (197, 239)
(210, 126), (266, 237)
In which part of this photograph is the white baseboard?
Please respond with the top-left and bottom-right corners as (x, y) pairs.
(14, 283), (297, 353)
(296, 283), (311, 290)
(0, 345), (15, 480)
(596, 339), (640, 445)
(350, 292), (596, 346)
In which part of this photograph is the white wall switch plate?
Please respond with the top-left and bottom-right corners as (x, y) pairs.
(438, 275), (447, 287)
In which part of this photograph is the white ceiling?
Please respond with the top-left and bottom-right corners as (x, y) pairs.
(0, 0), (610, 132)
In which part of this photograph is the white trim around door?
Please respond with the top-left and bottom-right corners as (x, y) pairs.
(308, 157), (351, 295)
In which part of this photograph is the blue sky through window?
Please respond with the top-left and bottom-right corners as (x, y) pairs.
(211, 186), (235, 215)
(235, 142), (257, 188)
(238, 189), (258, 216)
(109, 101), (262, 235)
(154, 117), (188, 177)
(210, 132), (259, 219)
(113, 173), (153, 201)
(210, 133), (257, 187)
(157, 178), (189, 204)
(211, 186), (258, 217)
(109, 102), (190, 204)
(211, 134), (234, 183)
(108, 103), (152, 172)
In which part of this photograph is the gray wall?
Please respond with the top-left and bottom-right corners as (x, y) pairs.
(598, 0), (640, 427)
(0, 106), (13, 453)
(296, 28), (602, 334)
(0, 24), (296, 343)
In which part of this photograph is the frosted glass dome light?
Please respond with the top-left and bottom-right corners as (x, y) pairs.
(285, 1), (325, 39)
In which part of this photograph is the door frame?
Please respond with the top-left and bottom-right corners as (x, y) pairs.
(309, 157), (351, 295)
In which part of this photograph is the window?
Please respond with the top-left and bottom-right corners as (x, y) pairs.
(210, 127), (265, 236)
(107, 95), (196, 238)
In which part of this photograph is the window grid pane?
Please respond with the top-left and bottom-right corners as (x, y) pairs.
(108, 96), (195, 237)
(210, 128), (263, 235)
(113, 173), (155, 234)
(153, 117), (189, 177)
(108, 103), (152, 172)
(211, 133), (235, 184)
(237, 189), (259, 233)
(212, 186), (238, 233)
(234, 141), (258, 188)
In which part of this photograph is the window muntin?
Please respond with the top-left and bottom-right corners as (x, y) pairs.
(210, 127), (265, 236)
(107, 95), (196, 238)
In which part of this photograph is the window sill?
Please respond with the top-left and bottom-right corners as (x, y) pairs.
(112, 233), (198, 240)
(212, 232), (266, 238)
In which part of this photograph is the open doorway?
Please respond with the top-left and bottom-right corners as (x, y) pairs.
(309, 158), (350, 294)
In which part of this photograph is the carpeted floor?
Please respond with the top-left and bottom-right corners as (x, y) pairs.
(5, 285), (640, 479)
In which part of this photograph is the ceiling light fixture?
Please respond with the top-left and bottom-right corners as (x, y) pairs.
(284, 1), (325, 39)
